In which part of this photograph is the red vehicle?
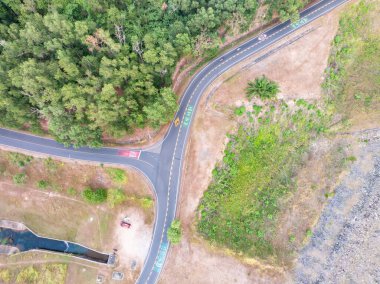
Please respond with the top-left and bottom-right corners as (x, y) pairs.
(120, 217), (131, 229)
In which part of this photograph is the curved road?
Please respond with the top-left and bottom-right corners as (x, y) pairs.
(0, 0), (349, 282)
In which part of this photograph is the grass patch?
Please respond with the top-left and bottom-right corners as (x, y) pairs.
(198, 103), (324, 259)
(7, 152), (33, 168)
(13, 173), (27, 185)
(323, 0), (380, 129)
(234, 106), (246, 116)
(106, 168), (128, 184)
(1, 264), (67, 284)
(107, 188), (126, 208)
(82, 187), (107, 204)
(36, 179), (49, 190)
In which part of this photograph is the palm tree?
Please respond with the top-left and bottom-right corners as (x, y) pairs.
(246, 76), (279, 100)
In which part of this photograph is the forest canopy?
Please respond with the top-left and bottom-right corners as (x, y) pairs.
(0, 0), (306, 147)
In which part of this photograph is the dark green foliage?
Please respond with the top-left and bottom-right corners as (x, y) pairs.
(266, 0), (306, 22)
(0, 0), (259, 147)
(246, 76), (279, 100)
(82, 187), (107, 204)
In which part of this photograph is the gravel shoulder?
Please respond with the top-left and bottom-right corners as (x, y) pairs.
(295, 137), (380, 283)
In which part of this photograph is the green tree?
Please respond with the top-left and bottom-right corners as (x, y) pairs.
(167, 219), (182, 244)
(246, 76), (279, 100)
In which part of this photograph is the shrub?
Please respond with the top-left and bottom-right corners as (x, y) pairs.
(107, 188), (126, 208)
(8, 153), (33, 168)
(13, 173), (27, 185)
(139, 197), (154, 209)
(106, 168), (127, 184)
(44, 157), (58, 173)
(234, 106), (246, 116)
(37, 180), (49, 189)
(67, 187), (77, 196)
(167, 219), (182, 244)
(16, 266), (39, 283)
(0, 270), (11, 283)
(246, 76), (279, 100)
(82, 187), (107, 204)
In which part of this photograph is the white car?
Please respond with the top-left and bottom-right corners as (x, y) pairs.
(258, 33), (267, 41)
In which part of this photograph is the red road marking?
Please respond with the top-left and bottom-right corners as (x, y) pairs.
(117, 150), (141, 159)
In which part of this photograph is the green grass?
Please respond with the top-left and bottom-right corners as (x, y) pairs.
(106, 168), (128, 184)
(198, 103), (324, 259)
(13, 173), (27, 185)
(7, 152), (33, 168)
(81, 187), (107, 204)
(107, 188), (126, 208)
(234, 106), (246, 116)
(323, 0), (379, 126)
(1, 264), (67, 284)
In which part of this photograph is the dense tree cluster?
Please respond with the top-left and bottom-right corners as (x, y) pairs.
(0, 0), (306, 147)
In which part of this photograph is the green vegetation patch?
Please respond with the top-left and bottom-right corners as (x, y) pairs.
(167, 219), (182, 244)
(323, 0), (380, 126)
(7, 152), (33, 168)
(13, 173), (27, 185)
(106, 168), (127, 184)
(107, 188), (126, 208)
(0, 264), (67, 284)
(198, 103), (324, 259)
(82, 187), (107, 204)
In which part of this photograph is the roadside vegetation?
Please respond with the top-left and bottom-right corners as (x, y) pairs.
(0, 264), (67, 284)
(197, 0), (379, 261)
(167, 219), (182, 245)
(198, 99), (325, 258)
(0, 1), (309, 147)
(0, 150), (154, 215)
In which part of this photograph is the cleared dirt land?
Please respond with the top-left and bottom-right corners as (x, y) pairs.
(0, 150), (154, 283)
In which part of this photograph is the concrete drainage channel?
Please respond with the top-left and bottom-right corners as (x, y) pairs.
(0, 220), (115, 266)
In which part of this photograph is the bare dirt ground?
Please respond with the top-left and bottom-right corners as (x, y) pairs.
(160, 5), (348, 284)
(0, 150), (154, 283)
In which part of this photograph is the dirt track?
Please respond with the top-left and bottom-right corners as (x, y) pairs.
(295, 138), (380, 283)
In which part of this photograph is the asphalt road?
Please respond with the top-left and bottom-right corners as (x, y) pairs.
(0, 0), (349, 282)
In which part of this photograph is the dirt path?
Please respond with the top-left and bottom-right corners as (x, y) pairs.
(294, 139), (380, 283)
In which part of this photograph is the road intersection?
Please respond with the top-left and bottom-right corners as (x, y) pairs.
(0, 0), (349, 282)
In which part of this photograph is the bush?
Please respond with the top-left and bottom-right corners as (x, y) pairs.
(0, 270), (11, 283)
(106, 168), (127, 184)
(234, 106), (246, 116)
(167, 219), (182, 244)
(13, 173), (27, 185)
(107, 188), (126, 208)
(8, 153), (33, 168)
(82, 188), (107, 204)
(37, 180), (49, 189)
(246, 76), (279, 100)
(16, 266), (39, 283)
(67, 187), (77, 196)
(44, 157), (58, 173)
